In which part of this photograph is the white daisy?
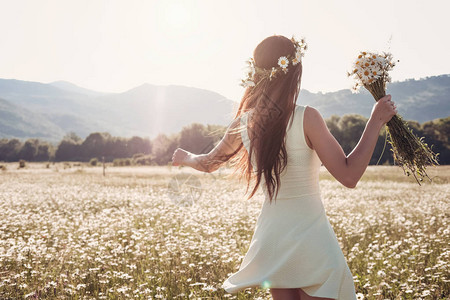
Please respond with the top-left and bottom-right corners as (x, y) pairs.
(371, 67), (382, 80)
(360, 70), (371, 83)
(360, 57), (371, 69)
(202, 285), (217, 292)
(278, 56), (289, 69)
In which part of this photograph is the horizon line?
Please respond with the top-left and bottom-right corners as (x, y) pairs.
(0, 74), (449, 100)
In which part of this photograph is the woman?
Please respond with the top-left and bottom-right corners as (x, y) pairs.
(171, 35), (396, 300)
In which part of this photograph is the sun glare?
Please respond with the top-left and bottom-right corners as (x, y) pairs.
(152, 86), (167, 136)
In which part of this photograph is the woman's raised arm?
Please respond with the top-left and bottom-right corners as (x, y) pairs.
(172, 117), (243, 173)
(304, 95), (397, 188)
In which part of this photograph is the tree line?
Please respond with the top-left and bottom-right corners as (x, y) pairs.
(0, 115), (448, 165)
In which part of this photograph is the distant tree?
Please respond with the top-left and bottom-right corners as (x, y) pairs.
(370, 127), (394, 165)
(152, 133), (179, 165)
(81, 132), (111, 161)
(325, 114), (395, 165)
(35, 142), (53, 161)
(325, 115), (342, 142)
(179, 123), (216, 155)
(421, 117), (450, 164)
(0, 139), (22, 161)
(407, 120), (422, 135)
(7, 114), (447, 165)
(55, 132), (155, 162)
(337, 115), (367, 155)
(133, 154), (154, 165)
(55, 139), (82, 161)
(127, 136), (152, 156)
(435, 117), (450, 144)
(18, 139), (40, 161)
(105, 137), (128, 161)
(63, 132), (82, 143)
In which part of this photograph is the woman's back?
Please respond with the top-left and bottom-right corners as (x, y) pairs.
(224, 104), (357, 299)
(240, 104), (322, 201)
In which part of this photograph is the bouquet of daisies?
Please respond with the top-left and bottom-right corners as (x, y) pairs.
(348, 51), (438, 183)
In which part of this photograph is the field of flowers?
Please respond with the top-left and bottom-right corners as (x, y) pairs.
(0, 163), (449, 299)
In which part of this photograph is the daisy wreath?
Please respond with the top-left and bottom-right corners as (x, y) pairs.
(240, 36), (307, 88)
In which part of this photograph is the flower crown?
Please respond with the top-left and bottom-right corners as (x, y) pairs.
(240, 36), (307, 88)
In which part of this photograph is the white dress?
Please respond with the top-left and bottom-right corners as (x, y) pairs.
(222, 105), (357, 299)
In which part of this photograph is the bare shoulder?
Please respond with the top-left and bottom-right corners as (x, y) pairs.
(303, 106), (330, 149)
(304, 105), (323, 121)
(300, 106), (321, 149)
(304, 106), (326, 130)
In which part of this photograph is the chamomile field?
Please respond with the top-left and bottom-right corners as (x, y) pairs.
(0, 163), (449, 299)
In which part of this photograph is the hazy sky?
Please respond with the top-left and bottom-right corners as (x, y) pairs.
(1, 0), (449, 102)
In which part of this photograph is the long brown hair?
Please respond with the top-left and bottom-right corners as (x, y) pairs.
(215, 35), (303, 204)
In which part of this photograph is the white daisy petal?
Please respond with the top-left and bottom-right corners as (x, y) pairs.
(278, 56), (289, 69)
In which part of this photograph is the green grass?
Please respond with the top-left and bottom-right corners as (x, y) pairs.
(0, 164), (448, 299)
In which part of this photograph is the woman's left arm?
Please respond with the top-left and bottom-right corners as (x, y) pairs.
(172, 117), (243, 172)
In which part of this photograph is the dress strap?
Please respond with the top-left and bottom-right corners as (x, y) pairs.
(293, 105), (311, 149)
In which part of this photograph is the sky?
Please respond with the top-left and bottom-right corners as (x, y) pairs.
(0, 0), (449, 102)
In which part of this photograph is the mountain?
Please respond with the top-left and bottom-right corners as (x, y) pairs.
(92, 83), (235, 138)
(0, 79), (236, 142)
(0, 75), (448, 142)
(298, 75), (450, 122)
(0, 79), (113, 140)
(0, 79), (96, 114)
(0, 97), (65, 140)
(49, 81), (107, 97)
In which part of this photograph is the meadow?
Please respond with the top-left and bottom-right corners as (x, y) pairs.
(0, 163), (448, 299)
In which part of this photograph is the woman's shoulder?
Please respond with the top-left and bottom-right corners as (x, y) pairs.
(299, 105), (327, 135)
(302, 105), (327, 137)
(295, 104), (322, 119)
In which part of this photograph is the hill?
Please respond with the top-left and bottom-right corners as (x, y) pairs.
(0, 97), (64, 140)
(299, 75), (450, 122)
(0, 75), (448, 142)
(0, 79), (236, 141)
